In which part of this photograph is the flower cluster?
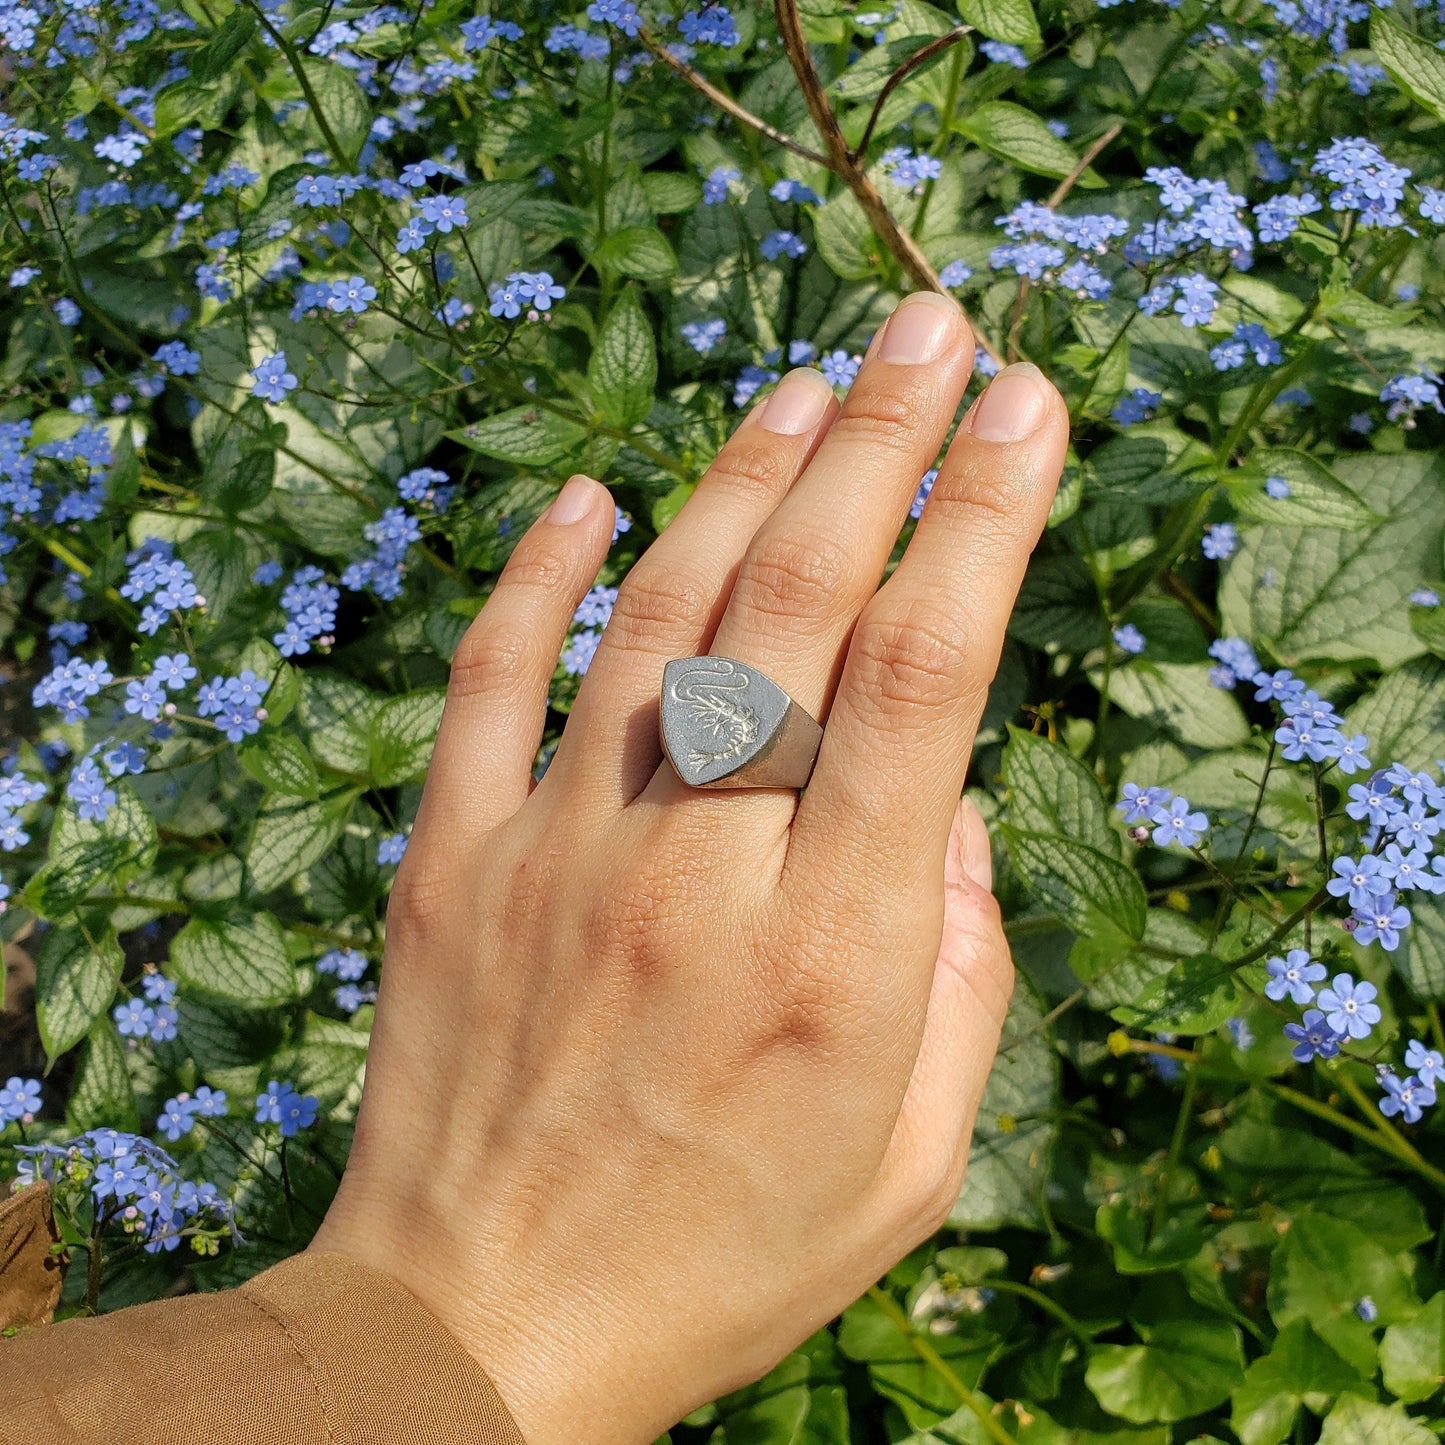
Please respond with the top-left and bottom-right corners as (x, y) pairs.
(16, 1130), (237, 1256)
(1115, 785), (1210, 849)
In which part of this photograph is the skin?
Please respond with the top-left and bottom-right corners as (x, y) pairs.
(311, 292), (1070, 1445)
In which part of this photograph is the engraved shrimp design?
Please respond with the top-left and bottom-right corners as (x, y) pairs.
(670, 661), (760, 772)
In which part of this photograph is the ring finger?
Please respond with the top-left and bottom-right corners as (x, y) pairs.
(638, 291), (975, 816)
(551, 366), (840, 810)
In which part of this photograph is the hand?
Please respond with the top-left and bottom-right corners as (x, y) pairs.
(310, 292), (1069, 1445)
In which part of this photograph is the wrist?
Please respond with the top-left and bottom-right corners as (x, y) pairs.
(310, 1192), (672, 1445)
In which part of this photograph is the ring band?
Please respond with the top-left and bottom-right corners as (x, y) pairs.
(660, 656), (824, 790)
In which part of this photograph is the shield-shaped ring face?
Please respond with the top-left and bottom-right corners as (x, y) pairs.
(659, 656), (823, 790)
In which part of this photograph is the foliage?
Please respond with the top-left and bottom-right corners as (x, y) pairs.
(2, 0), (1445, 1440)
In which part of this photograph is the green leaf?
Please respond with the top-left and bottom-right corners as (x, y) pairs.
(1094, 662), (1250, 749)
(1219, 452), (1445, 667)
(951, 973), (1057, 1231)
(1001, 826), (1148, 939)
(1317, 1396), (1437, 1445)
(1002, 725), (1117, 850)
(369, 689), (444, 785)
(1105, 950), (1249, 1036)
(1086, 1317), (1245, 1423)
(449, 406), (588, 466)
(171, 914), (297, 1007)
(957, 0), (1040, 45)
(1372, 12), (1445, 124)
(1008, 554), (1104, 654)
(66, 1022), (137, 1132)
(813, 189), (879, 280)
(1390, 888), (1445, 1002)
(1268, 1212), (1415, 1376)
(191, 7), (257, 84)
(1230, 1320), (1366, 1445)
(956, 102), (1083, 180)
(36, 927), (124, 1059)
(1231, 449), (1375, 531)
(593, 226), (678, 281)
(838, 1293), (993, 1430)
(300, 59), (372, 162)
(300, 672), (385, 775)
(714, 1352), (812, 1444)
(25, 837), (131, 918)
(237, 732), (320, 800)
(49, 783), (158, 878)
(1380, 1292), (1445, 1404)
(246, 795), (351, 895)
(1345, 658), (1445, 774)
(589, 289), (658, 429)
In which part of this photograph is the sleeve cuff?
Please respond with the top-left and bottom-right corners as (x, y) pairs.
(239, 1249), (529, 1444)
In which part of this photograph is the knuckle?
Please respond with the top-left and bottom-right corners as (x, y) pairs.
(604, 567), (714, 652)
(736, 529), (853, 622)
(448, 619), (535, 701)
(386, 847), (460, 947)
(499, 545), (575, 596)
(707, 439), (797, 504)
(850, 601), (979, 717)
(831, 387), (923, 454)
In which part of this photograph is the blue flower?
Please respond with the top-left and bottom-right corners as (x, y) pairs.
(254, 1080), (319, 1137)
(1116, 782), (1172, 826)
(938, 259), (972, 288)
(316, 948), (368, 981)
(1112, 388), (1160, 426)
(702, 165), (741, 204)
(1283, 1009), (1345, 1063)
(377, 832), (408, 865)
(679, 4), (740, 47)
(587, 0), (642, 35)
(562, 628), (602, 676)
(760, 229), (807, 260)
(1201, 523), (1237, 560)
(66, 755), (116, 822)
(770, 179), (821, 205)
(153, 341), (200, 376)
(681, 318), (727, 354)
(980, 39), (1029, 67)
(612, 505), (632, 544)
(1379, 1073), (1436, 1125)
(1411, 589), (1441, 607)
(1264, 949), (1325, 1005)
(1328, 854), (1390, 909)
(732, 364), (780, 407)
(1405, 1040), (1443, 1085)
(1317, 972), (1383, 1036)
(820, 349), (861, 387)
(909, 468), (938, 520)
(1150, 796), (1208, 848)
(1265, 474), (1291, 498)
(156, 1095), (198, 1141)
(418, 195), (468, 233)
(327, 275), (377, 314)
(1112, 623), (1145, 654)
(0, 1076), (41, 1123)
(1351, 893), (1412, 953)
(113, 997), (155, 1039)
(251, 351), (298, 404)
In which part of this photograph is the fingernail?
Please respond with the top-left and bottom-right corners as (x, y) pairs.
(879, 292), (958, 365)
(760, 368), (834, 435)
(547, 475), (596, 525)
(967, 362), (1048, 443)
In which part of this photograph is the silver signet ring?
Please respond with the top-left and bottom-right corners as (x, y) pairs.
(660, 656), (824, 790)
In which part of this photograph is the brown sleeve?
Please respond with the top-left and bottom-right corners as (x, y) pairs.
(0, 1245), (529, 1445)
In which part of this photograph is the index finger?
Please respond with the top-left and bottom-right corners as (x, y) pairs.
(785, 361), (1068, 897)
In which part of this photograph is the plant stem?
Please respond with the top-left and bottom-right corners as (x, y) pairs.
(1263, 1080), (1445, 1195)
(866, 1287), (1016, 1445)
(1151, 1067), (1196, 1237)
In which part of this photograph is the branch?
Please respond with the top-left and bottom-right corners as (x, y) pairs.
(637, 29), (830, 164)
(854, 27), (973, 162)
(772, 0), (942, 295)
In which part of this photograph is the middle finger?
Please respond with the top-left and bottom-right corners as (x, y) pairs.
(640, 292), (974, 811)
